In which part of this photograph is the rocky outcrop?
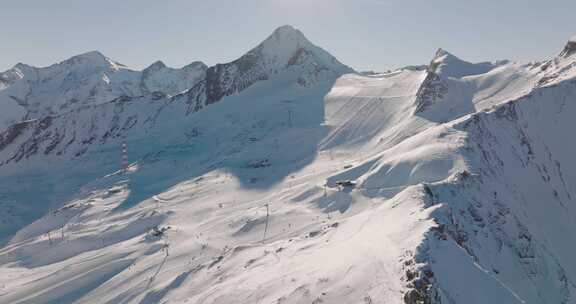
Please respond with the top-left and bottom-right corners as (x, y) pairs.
(560, 36), (576, 58)
(185, 25), (353, 113)
(413, 70), (448, 113)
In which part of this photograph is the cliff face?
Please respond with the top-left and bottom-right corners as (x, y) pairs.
(560, 36), (576, 58)
(404, 78), (576, 303)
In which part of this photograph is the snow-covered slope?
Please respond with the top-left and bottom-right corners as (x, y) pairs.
(1, 27), (576, 304)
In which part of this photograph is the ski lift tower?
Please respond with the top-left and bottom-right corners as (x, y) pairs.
(121, 140), (129, 171)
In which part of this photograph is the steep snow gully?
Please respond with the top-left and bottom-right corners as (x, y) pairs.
(1, 26), (576, 303)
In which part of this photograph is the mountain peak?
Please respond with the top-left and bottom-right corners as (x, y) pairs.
(430, 48), (463, 66)
(274, 24), (298, 33)
(429, 48), (464, 75)
(270, 25), (306, 41)
(434, 48), (454, 59)
(560, 35), (576, 58)
(12, 62), (34, 71)
(62, 51), (122, 70)
(182, 61), (207, 71)
(247, 25), (352, 74)
(68, 50), (107, 62)
(254, 25), (312, 58)
(428, 48), (496, 78)
(144, 60), (167, 73)
(195, 26), (352, 106)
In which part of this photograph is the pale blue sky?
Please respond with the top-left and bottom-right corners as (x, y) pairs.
(1, 0), (575, 72)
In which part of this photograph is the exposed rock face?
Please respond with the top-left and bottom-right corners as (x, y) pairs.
(204, 25), (352, 101)
(429, 48), (497, 79)
(203, 55), (269, 105)
(185, 25), (353, 113)
(414, 49), (511, 116)
(414, 70), (448, 113)
(560, 36), (576, 57)
(0, 120), (32, 152)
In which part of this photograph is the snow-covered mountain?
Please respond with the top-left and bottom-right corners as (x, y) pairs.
(0, 51), (207, 130)
(1, 26), (576, 304)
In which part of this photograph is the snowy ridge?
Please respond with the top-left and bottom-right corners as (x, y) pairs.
(429, 48), (499, 78)
(414, 49), (508, 115)
(0, 26), (353, 170)
(1, 28), (576, 304)
(414, 78), (576, 303)
(0, 51), (207, 130)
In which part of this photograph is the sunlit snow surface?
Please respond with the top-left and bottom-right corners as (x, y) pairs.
(1, 28), (576, 303)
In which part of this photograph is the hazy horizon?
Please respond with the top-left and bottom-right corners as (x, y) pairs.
(2, 0), (575, 72)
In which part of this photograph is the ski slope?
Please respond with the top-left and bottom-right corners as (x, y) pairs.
(1, 26), (576, 304)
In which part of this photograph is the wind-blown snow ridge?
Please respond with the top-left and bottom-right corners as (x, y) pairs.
(429, 48), (500, 78)
(1, 30), (576, 304)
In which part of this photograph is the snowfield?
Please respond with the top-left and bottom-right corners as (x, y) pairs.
(1, 25), (576, 304)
